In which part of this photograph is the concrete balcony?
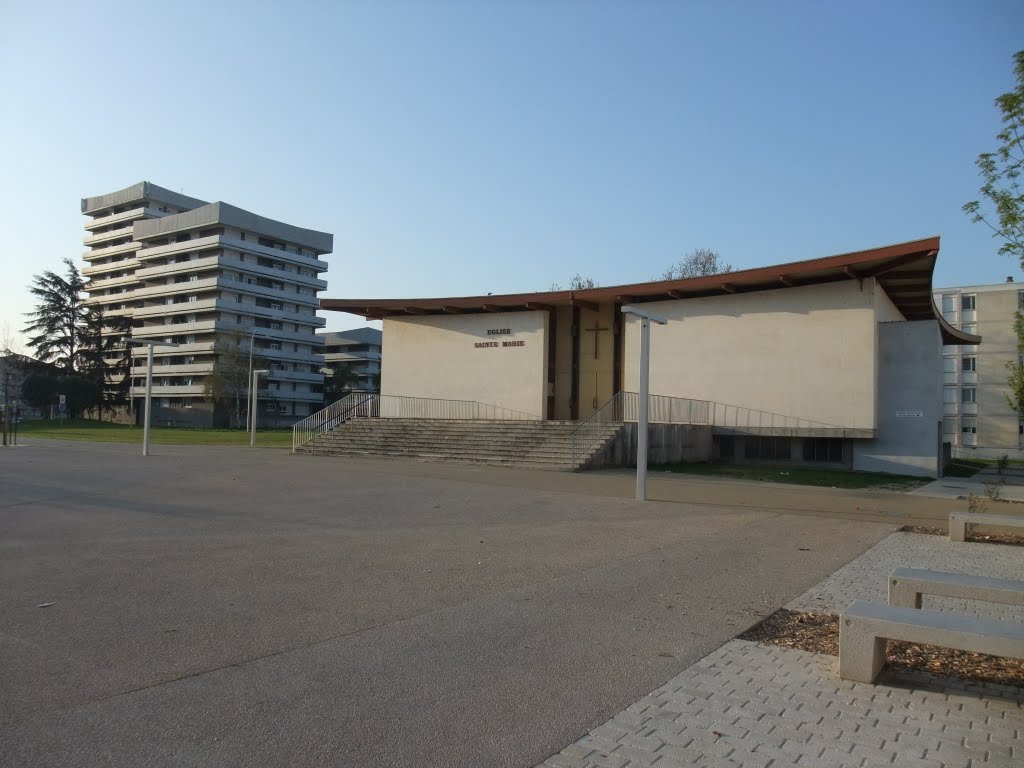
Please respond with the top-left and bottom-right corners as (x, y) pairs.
(148, 385), (207, 397)
(83, 240), (140, 260)
(324, 351), (383, 364)
(150, 341), (216, 356)
(134, 255), (222, 280)
(230, 279), (320, 309)
(266, 369), (324, 383)
(132, 363), (212, 377)
(256, 347), (323, 365)
(136, 247), (327, 290)
(220, 236), (328, 272)
(82, 256), (141, 277)
(136, 235), (222, 262)
(132, 277), (221, 300)
(133, 298), (221, 318)
(257, 388), (323, 403)
(133, 320), (221, 338)
(84, 206), (160, 231)
(83, 226), (136, 246)
(86, 272), (141, 292)
(243, 303), (323, 327)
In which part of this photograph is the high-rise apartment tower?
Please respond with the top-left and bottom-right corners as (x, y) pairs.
(81, 181), (331, 426)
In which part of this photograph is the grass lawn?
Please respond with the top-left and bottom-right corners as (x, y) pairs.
(653, 461), (931, 490)
(12, 419), (293, 448)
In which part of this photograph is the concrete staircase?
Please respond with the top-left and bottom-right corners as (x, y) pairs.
(295, 418), (625, 471)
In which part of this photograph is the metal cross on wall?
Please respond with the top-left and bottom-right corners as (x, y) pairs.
(584, 321), (610, 359)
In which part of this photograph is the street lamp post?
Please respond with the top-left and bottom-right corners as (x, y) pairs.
(126, 339), (180, 457)
(621, 305), (667, 501)
(246, 328), (268, 432)
(250, 369), (270, 447)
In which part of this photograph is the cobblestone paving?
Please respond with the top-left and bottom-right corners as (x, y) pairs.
(786, 532), (1024, 622)
(539, 640), (1023, 768)
(538, 533), (1024, 768)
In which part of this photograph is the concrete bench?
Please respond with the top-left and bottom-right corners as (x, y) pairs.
(949, 511), (1024, 542)
(838, 600), (1024, 683)
(888, 568), (1024, 609)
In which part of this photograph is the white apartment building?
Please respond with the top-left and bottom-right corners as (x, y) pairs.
(81, 182), (332, 427)
(318, 327), (382, 392)
(933, 279), (1022, 452)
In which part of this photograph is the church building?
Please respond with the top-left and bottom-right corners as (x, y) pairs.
(321, 238), (976, 477)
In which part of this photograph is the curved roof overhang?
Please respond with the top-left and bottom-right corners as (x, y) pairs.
(322, 237), (980, 346)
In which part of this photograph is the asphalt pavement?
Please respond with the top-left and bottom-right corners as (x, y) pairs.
(1, 440), (900, 767)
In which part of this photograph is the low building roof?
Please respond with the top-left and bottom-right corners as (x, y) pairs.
(318, 327), (382, 346)
(321, 237), (978, 346)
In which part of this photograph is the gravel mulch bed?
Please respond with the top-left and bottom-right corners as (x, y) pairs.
(740, 608), (1024, 687)
(901, 524), (1024, 547)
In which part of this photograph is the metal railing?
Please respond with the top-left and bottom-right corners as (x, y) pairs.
(707, 401), (846, 435)
(570, 392), (711, 467)
(292, 392), (541, 451)
(569, 391), (852, 467)
(292, 391), (376, 451)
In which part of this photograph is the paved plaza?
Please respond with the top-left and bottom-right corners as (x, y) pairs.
(540, 532), (1024, 768)
(0, 439), (1014, 767)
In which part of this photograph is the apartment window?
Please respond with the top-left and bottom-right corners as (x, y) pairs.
(943, 387), (958, 403)
(962, 425), (977, 434)
(265, 402), (276, 412)
(962, 356), (977, 372)
(940, 294), (955, 315)
(961, 387), (977, 403)
(942, 357), (956, 373)
(241, 232), (246, 241)
(942, 419), (957, 435)
(269, 342), (282, 350)
(961, 322), (977, 336)
(188, 295), (198, 303)
(182, 398), (193, 408)
(278, 404), (289, 414)
(270, 322), (282, 330)
(189, 275), (199, 282)
(961, 295), (976, 311)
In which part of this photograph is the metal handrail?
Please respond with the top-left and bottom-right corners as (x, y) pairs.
(292, 392), (541, 451)
(292, 391), (376, 451)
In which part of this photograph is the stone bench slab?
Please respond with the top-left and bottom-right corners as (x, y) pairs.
(839, 599), (1024, 683)
(889, 567), (1024, 608)
(949, 511), (1024, 542)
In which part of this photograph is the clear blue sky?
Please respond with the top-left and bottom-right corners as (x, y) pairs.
(1, 0), (1021, 348)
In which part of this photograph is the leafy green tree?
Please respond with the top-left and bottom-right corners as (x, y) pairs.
(323, 363), (360, 402)
(963, 50), (1024, 264)
(23, 258), (88, 373)
(1006, 311), (1024, 418)
(204, 331), (269, 428)
(660, 248), (733, 280)
(80, 305), (133, 420)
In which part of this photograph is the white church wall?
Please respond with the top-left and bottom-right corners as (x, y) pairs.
(380, 311), (547, 418)
(622, 280), (881, 429)
(852, 320), (942, 477)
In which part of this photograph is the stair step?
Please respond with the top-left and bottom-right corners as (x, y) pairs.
(295, 417), (625, 471)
